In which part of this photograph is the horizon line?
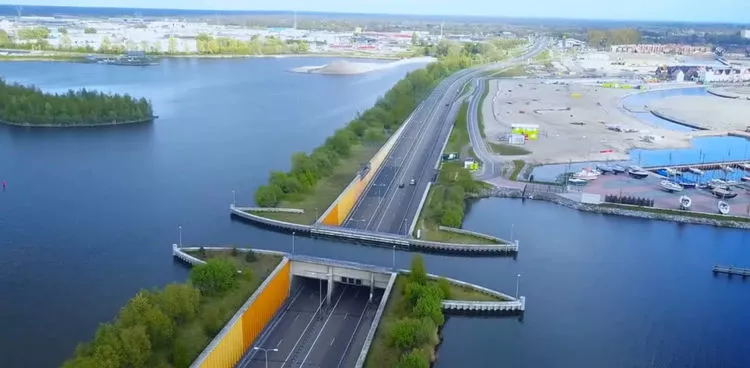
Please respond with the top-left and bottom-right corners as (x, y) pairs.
(2, 4), (749, 25)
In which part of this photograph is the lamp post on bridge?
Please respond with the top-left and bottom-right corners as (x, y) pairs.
(291, 231), (295, 255)
(392, 245), (396, 271)
(178, 225), (182, 248)
(252, 346), (278, 368)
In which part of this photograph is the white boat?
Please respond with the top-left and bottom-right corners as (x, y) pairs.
(611, 165), (626, 174)
(568, 178), (588, 185)
(688, 167), (704, 175)
(679, 196), (691, 210)
(660, 180), (684, 193)
(742, 176), (750, 182)
(718, 201), (730, 215)
(596, 164), (614, 174)
(722, 165), (734, 173)
(739, 163), (750, 171)
(666, 168), (681, 176)
(573, 168), (600, 181)
(707, 179), (727, 189)
(712, 188), (738, 199)
(627, 166), (649, 179)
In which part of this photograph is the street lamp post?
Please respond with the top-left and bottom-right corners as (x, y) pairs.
(232, 190), (236, 206)
(178, 225), (182, 247)
(291, 231), (296, 254)
(515, 274), (521, 299)
(252, 347), (278, 368)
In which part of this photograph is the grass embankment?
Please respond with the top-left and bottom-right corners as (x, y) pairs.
(365, 256), (505, 368)
(599, 203), (750, 223)
(509, 160), (525, 180)
(62, 248), (281, 368)
(414, 102), (499, 245)
(489, 65), (527, 78)
(250, 144), (379, 224)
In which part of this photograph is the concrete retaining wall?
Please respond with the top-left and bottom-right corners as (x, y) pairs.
(354, 272), (398, 368)
(231, 205), (313, 233)
(438, 225), (508, 243)
(409, 181), (432, 237)
(650, 109), (707, 130)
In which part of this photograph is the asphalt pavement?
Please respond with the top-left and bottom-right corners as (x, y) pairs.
(342, 38), (550, 236)
(237, 277), (380, 368)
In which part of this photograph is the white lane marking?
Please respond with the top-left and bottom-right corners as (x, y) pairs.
(237, 286), (305, 368)
(335, 294), (373, 368)
(277, 338), (284, 348)
(298, 286), (348, 367)
(375, 81), (461, 232)
(280, 286), (329, 368)
(330, 337), (336, 346)
(343, 104), (426, 226)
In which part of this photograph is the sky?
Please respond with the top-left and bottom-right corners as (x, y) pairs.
(3, 0), (750, 23)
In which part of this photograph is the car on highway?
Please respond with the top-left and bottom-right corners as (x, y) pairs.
(409, 178), (416, 185)
(398, 183), (405, 188)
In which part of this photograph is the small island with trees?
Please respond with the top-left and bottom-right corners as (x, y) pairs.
(0, 78), (155, 127)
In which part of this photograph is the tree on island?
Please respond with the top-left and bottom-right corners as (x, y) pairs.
(0, 79), (154, 127)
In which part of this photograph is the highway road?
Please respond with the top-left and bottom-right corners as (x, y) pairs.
(342, 38), (550, 235)
(237, 277), (380, 368)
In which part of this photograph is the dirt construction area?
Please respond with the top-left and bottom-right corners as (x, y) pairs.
(481, 78), (694, 165)
(649, 94), (750, 131)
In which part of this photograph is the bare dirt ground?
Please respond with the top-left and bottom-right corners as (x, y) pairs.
(650, 95), (750, 131)
(480, 78), (693, 165)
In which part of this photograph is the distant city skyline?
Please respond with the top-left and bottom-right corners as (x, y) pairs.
(2, 0), (750, 23)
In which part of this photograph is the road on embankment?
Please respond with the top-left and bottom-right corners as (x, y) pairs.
(342, 38), (549, 235)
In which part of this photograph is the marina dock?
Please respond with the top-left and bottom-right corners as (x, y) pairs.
(644, 160), (750, 172)
(712, 265), (750, 276)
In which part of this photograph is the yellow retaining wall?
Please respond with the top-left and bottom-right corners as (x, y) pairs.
(197, 261), (291, 368)
(321, 124), (404, 226)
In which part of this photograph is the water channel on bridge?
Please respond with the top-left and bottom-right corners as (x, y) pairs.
(0, 59), (748, 368)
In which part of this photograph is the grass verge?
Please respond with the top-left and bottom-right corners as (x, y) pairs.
(509, 160), (525, 180)
(251, 144), (380, 225)
(489, 142), (531, 155)
(489, 65), (526, 78)
(445, 102), (470, 154)
(598, 203), (750, 223)
(477, 80), (490, 139)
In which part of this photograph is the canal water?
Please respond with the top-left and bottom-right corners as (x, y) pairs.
(1, 61), (749, 368)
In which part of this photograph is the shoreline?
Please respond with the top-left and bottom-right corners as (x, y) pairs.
(0, 116), (157, 128)
(479, 186), (750, 230)
(0, 51), (405, 63)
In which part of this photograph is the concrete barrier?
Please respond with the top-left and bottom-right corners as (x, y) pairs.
(354, 272), (398, 368)
(244, 207), (304, 213)
(649, 109), (707, 130)
(231, 205), (519, 254)
(409, 181), (432, 237)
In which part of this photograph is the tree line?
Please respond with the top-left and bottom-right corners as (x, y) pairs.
(61, 255), (253, 368)
(0, 79), (153, 126)
(252, 39), (516, 207)
(587, 29), (641, 49)
(381, 255), (453, 368)
(195, 33), (309, 55)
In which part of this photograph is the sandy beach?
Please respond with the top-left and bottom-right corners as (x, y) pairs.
(649, 95), (750, 131)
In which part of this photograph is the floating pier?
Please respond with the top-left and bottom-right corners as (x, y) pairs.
(646, 161), (750, 172)
(712, 265), (750, 277)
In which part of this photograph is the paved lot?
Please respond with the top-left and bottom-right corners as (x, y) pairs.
(583, 170), (750, 216)
(238, 277), (382, 368)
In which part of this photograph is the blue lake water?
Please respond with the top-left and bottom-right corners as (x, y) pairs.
(1, 60), (749, 368)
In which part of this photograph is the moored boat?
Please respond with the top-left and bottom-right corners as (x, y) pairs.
(627, 166), (649, 179)
(676, 178), (697, 188)
(596, 164), (614, 174)
(739, 163), (750, 171)
(568, 178), (588, 185)
(718, 200), (730, 215)
(573, 168), (600, 181)
(712, 188), (738, 199)
(707, 179), (727, 189)
(660, 180), (684, 192)
(679, 195), (691, 210)
(721, 165), (734, 173)
(742, 176), (750, 182)
(611, 165), (626, 174)
(688, 167), (704, 175)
